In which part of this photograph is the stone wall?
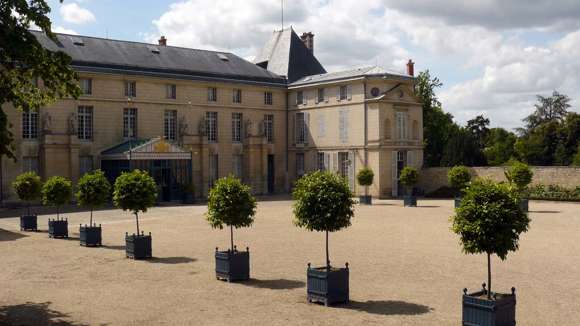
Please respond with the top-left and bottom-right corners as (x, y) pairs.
(418, 166), (580, 193)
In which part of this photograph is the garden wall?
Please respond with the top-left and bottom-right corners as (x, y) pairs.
(418, 166), (580, 193)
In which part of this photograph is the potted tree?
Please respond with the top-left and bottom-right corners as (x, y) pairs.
(504, 162), (533, 212)
(448, 166), (471, 208)
(42, 176), (72, 239)
(293, 170), (354, 306)
(12, 172), (43, 232)
(399, 166), (418, 207)
(356, 167), (374, 205)
(452, 179), (530, 326)
(113, 170), (157, 260)
(206, 176), (257, 282)
(76, 170), (111, 247)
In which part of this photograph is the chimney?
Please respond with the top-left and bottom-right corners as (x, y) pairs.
(158, 36), (167, 46)
(300, 32), (314, 53)
(406, 59), (415, 76)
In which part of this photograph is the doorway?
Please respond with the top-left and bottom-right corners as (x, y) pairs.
(267, 155), (275, 194)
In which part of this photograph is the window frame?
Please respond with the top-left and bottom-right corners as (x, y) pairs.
(124, 81), (136, 97)
(206, 111), (218, 142)
(264, 114), (274, 143)
(22, 110), (39, 140)
(164, 110), (177, 141)
(207, 87), (218, 102)
(166, 84), (177, 99)
(264, 91), (273, 105)
(123, 108), (138, 139)
(317, 88), (325, 103)
(77, 106), (93, 141)
(80, 78), (92, 96)
(232, 88), (242, 104)
(231, 112), (242, 143)
(296, 91), (304, 105)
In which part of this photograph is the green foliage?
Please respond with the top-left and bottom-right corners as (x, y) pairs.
(399, 167), (418, 187)
(12, 172), (42, 202)
(573, 144), (580, 166)
(504, 162), (533, 192)
(447, 166), (471, 191)
(528, 184), (580, 201)
(522, 91), (571, 130)
(206, 176), (256, 229)
(41, 176), (72, 207)
(451, 179), (530, 260)
(484, 128), (517, 166)
(441, 126), (487, 166)
(113, 170), (157, 215)
(292, 171), (354, 232)
(356, 167), (374, 186)
(76, 170), (111, 208)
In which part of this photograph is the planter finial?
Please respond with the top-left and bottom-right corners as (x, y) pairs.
(307, 262), (311, 269)
(482, 282), (487, 292)
(511, 287), (516, 295)
(345, 262), (349, 269)
(246, 247), (249, 252)
(463, 288), (468, 295)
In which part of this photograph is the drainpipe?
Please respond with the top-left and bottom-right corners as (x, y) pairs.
(363, 79), (368, 166)
(285, 83), (289, 192)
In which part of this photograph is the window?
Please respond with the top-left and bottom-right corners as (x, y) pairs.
(264, 114), (274, 143)
(166, 84), (176, 99)
(22, 111), (38, 139)
(209, 154), (219, 188)
(317, 113), (326, 138)
(264, 91), (273, 105)
(296, 91), (304, 105)
(207, 87), (217, 102)
(295, 112), (308, 144)
(77, 106), (93, 140)
(396, 111), (409, 140)
(164, 110), (177, 141)
(124, 81), (136, 97)
(80, 78), (92, 95)
(206, 112), (218, 142)
(338, 85), (351, 101)
(317, 152), (330, 171)
(79, 155), (93, 176)
(123, 108), (137, 138)
(232, 112), (242, 142)
(22, 157), (39, 174)
(339, 109), (348, 143)
(317, 88), (325, 103)
(296, 153), (305, 177)
(232, 89), (242, 103)
(232, 154), (243, 179)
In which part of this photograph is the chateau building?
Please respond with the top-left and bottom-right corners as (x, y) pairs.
(2, 28), (423, 201)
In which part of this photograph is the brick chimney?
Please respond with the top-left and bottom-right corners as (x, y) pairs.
(158, 36), (167, 46)
(300, 32), (314, 53)
(406, 59), (415, 76)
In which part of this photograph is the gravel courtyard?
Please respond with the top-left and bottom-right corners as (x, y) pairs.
(0, 199), (578, 325)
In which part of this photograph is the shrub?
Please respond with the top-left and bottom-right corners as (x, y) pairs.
(528, 184), (580, 201)
(12, 172), (42, 215)
(356, 167), (374, 187)
(447, 166), (471, 193)
(504, 162), (533, 193)
(399, 167), (418, 189)
(206, 176), (256, 251)
(113, 170), (157, 234)
(42, 176), (72, 219)
(292, 171), (354, 268)
(451, 179), (530, 298)
(76, 170), (111, 225)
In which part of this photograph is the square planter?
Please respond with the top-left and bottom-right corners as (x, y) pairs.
(48, 218), (68, 238)
(519, 198), (529, 213)
(307, 263), (349, 306)
(454, 197), (462, 209)
(215, 246), (250, 282)
(125, 232), (152, 260)
(359, 195), (372, 205)
(462, 286), (516, 326)
(80, 224), (102, 247)
(403, 195), (417, 207)
(20, 215), (37, 231)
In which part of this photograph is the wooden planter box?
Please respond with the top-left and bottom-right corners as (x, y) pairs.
(462, 287), (516, 326)
(519, 199), (529, 213)
(20, 215), (37, 231)
(125, 233), (152, 260)
(307, 263), (349, 306)
(358, 195), (372, 205)
(403, 195), (417, 207)
(454, 197), (462, 209)
(215, 246), (250, 282)
(80, 224), (102, 247)
(48, 218), (68, 238)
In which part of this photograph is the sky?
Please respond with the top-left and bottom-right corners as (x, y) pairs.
(45, 0), (580, 130)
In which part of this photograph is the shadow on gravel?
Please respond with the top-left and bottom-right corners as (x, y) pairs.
(417, 205), (440, 208)
(244, 278), (305, 290)
(340, 300), (433, 316)
(0, 229), (27, 242)
(146, 257), (197, 264)
(0, 301), (97, 326)
(101, 245), (126, 251)
(529, 210), (560, 214)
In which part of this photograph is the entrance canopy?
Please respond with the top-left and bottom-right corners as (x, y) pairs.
(101, 137), (191, 161)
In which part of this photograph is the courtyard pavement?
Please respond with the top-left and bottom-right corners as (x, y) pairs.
(0, 199), (578, 325)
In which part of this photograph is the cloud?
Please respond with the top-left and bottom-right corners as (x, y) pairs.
(52, 26), (78, 35)
(60, 3), (95, 25)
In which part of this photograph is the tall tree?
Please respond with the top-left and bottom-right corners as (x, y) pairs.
(483, 128), (516, 166)
(466, 115), (490, 148)
(522, 90), (571, 132)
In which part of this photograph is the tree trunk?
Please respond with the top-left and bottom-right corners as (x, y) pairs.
(90, 207), (93, 226)
(487, 252), (492, 299)
(230, 225), (234, 252)
(135, 212), (140, 235)
(325, 230), (330, 271)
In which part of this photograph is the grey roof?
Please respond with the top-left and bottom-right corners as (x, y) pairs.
(254, 28), (326, 83)
(32, 31), (286, 86)
(290, 66), (414, 87)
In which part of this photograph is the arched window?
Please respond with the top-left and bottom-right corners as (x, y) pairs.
(412, 120), (419, 140)
(384, 119), (391, 140)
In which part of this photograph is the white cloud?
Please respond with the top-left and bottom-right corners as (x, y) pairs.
(60, 3), (95, 25)
(52, 26), (78, 35)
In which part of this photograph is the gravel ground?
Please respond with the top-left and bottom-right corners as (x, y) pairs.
(0, 199), (578, 326)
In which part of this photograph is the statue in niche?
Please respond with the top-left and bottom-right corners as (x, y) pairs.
(244, 119), (253, 137)
(68, 112), (77, 135)
(42, 113), (52, 134)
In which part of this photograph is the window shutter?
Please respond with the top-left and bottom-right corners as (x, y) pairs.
(392, 151), (398, 197)
(332, 152), (338, 172)
(304, 112), (310, 144)
(347, 85), (352, 100)
(325, 153), (330, 170)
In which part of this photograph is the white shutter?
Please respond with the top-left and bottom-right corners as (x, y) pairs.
(347, 85), (352, 100)
(332, 152), (338, 172)
(304, 112), (310, 144)
(392, 151), (398, 197)
(325, 153), (330, 170)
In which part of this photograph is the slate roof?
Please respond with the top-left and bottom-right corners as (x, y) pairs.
(254, 28), (326, 83)
(31, 31), (286, 86)
(290, 66), (414, 87)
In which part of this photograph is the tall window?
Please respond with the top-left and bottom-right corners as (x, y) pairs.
(22, 111), (38, 139)
(232, 154), (243, 179)
(317, 88), (325, 103)
(77, 106), (93, 140)
(339, 85), (348, 100)
(296, 153), (305, 177)
(232, 112), (242, 142)
(208, 87), (218, 102)
(264, 114), (274, 143)
(295, 112), (307, 144)
(206, 111), (218, 142)
(79, 155), (93, 176)
(22, 156), (39, 174)
(339, 109), (349, 143)
(264, 91), (273, 105)
(396, 111), (408, 140)
(317, 113), (326, 138)
(80, 78), (92, 95)
(296, 91), (304, 105)
(124, 81), (136, 97)
(164, 110), (177, 141)
(317, 152), (329, 171)
(166, 84), (176, 99)
(123, 108), (137, 138)
(209, 154), (219, 188)
(232, 89), (242, 103)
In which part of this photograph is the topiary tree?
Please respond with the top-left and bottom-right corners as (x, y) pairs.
(206, 175), (256, 251)
(448, 166), (471, 195)
(399, 166), (419, 194)
(41, 176), (72, 219)
(451, 179), (530, 299)
(357, 167), (374, 195)
(12, 172), (42, 216)
(76, 170), (111, 226)
(504, 162), (533, 193)
(113, 170), (157, 235)
(293, 170), (354, 269)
